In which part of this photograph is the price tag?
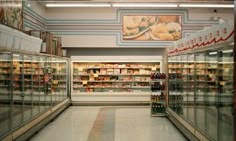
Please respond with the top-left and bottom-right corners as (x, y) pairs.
(82, 81), (87, 85)
(94, 74), (98, 77)
(151, 67), (156, 71)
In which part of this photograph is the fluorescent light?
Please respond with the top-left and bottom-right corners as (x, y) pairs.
(112, 3), (178, 7)
(222, 50), (233, 53)
(209, 52), (217, 55)
(179, 4), (234, 8)
(46, 3), (111, 7)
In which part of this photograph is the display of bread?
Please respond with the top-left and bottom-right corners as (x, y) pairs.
(123, 15), (181, 41)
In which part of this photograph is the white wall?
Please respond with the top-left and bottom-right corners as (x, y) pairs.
(62, 35), (117, 48)
(45, 7), (117, 20)
(26, 4), (234, 48)
(23, 1), (46, 30)
(27, 1), (46, 18)
(43, 7), (233, 48)
(187, 8), (233, 21)
(44, 7), (234, 21)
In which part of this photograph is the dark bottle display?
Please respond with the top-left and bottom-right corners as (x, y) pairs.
(151, 83), (165, 91)
(151, 72), (166, 80)
(152, 103), (165, 114)
(150, 72), (166, 116)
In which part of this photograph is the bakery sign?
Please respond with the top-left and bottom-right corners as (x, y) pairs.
(168, 21), (234, 55)
(122, 15), (182, 41)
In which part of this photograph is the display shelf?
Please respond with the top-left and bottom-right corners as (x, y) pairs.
(75, 74), (150, 76)
(73, 80), (149, 83)
(73, 92), (150, 95)
(83, 67), (159, 69)
(150, 72), (166, 116)
(72, 62), (161, 95)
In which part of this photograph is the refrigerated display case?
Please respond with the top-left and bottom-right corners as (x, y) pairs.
(72, 62), (160, 94)
(167, 45), (234, 141)
(0, 48), (69, 139)
(0, 52), (12, 137)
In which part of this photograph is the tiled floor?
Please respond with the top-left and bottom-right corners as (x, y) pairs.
(29, 106), (187, 141)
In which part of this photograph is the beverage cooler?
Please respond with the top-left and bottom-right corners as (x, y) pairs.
(166, 21), (234, 141)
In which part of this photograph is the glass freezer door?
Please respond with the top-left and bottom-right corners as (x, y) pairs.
(218, 47), (233, 141)
(0, 52), (12, 137)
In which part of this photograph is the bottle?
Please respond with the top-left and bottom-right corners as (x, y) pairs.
(159, 73), (163, 79)
(162, 73), (166, 79)
(151, 84), (154, 92)
(156, 83), (160, 91)
(161, 84), (165, 90)
(156, 73), (160, 79)
(150, 73), (154, 80)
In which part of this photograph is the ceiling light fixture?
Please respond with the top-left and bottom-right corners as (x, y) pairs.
(46, 3), (111, 7)
(179, 4), (234, 8)
(112, 3), (178, 7)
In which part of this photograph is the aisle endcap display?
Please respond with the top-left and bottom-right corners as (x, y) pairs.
(72, 62), (161, 95)
(167, 21), (234, 141)
(0, 24), (42, 53)
(150, 72), (167, 116)
(168, 21), (234, 56)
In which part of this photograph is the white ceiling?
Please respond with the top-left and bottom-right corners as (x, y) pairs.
(33, 0), (233, 3)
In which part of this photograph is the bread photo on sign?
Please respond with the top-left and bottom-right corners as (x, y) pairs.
(123, 16), (158, 39)
(150, 21), (181, 40)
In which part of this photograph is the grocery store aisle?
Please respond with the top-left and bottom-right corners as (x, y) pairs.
(29, 106), (187, 141)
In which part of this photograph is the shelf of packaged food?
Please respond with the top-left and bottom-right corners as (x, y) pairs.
(195, 74), (207, 76)
(151, 101), (166, 104)
(72, 92), (150, 96)
(218, 62), (233, 64)
(73, 86), (150, 89)
(182, 74), (195, 76)
(150, 80), (166, 83)
(180, 68), (194, 69)
(76, 67), (160, 70)
(207, 67), (218, 69)
(73, 80), (150, 83)
(52, 73), (67, 76)
(169, 92), (182, 95)
(74, 74), (150, 76)
(181, 80), (195, 82)
(151, 91), (166, 95)
(168, 79), (182, 81)
(52, 87), (66, 89)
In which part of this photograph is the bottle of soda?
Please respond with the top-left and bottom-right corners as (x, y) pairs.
(150, 73), (154, 80)
(162, 73), (166, 79)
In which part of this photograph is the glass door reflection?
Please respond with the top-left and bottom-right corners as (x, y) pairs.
(0, 52), (12, 137)
(12, 53), (24, 129)
(218, 47), (233, 141)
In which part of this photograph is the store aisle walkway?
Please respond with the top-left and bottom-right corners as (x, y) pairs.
(29, 106), (187, 141)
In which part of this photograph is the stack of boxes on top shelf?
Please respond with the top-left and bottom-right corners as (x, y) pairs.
(28, 30), (63, 56)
